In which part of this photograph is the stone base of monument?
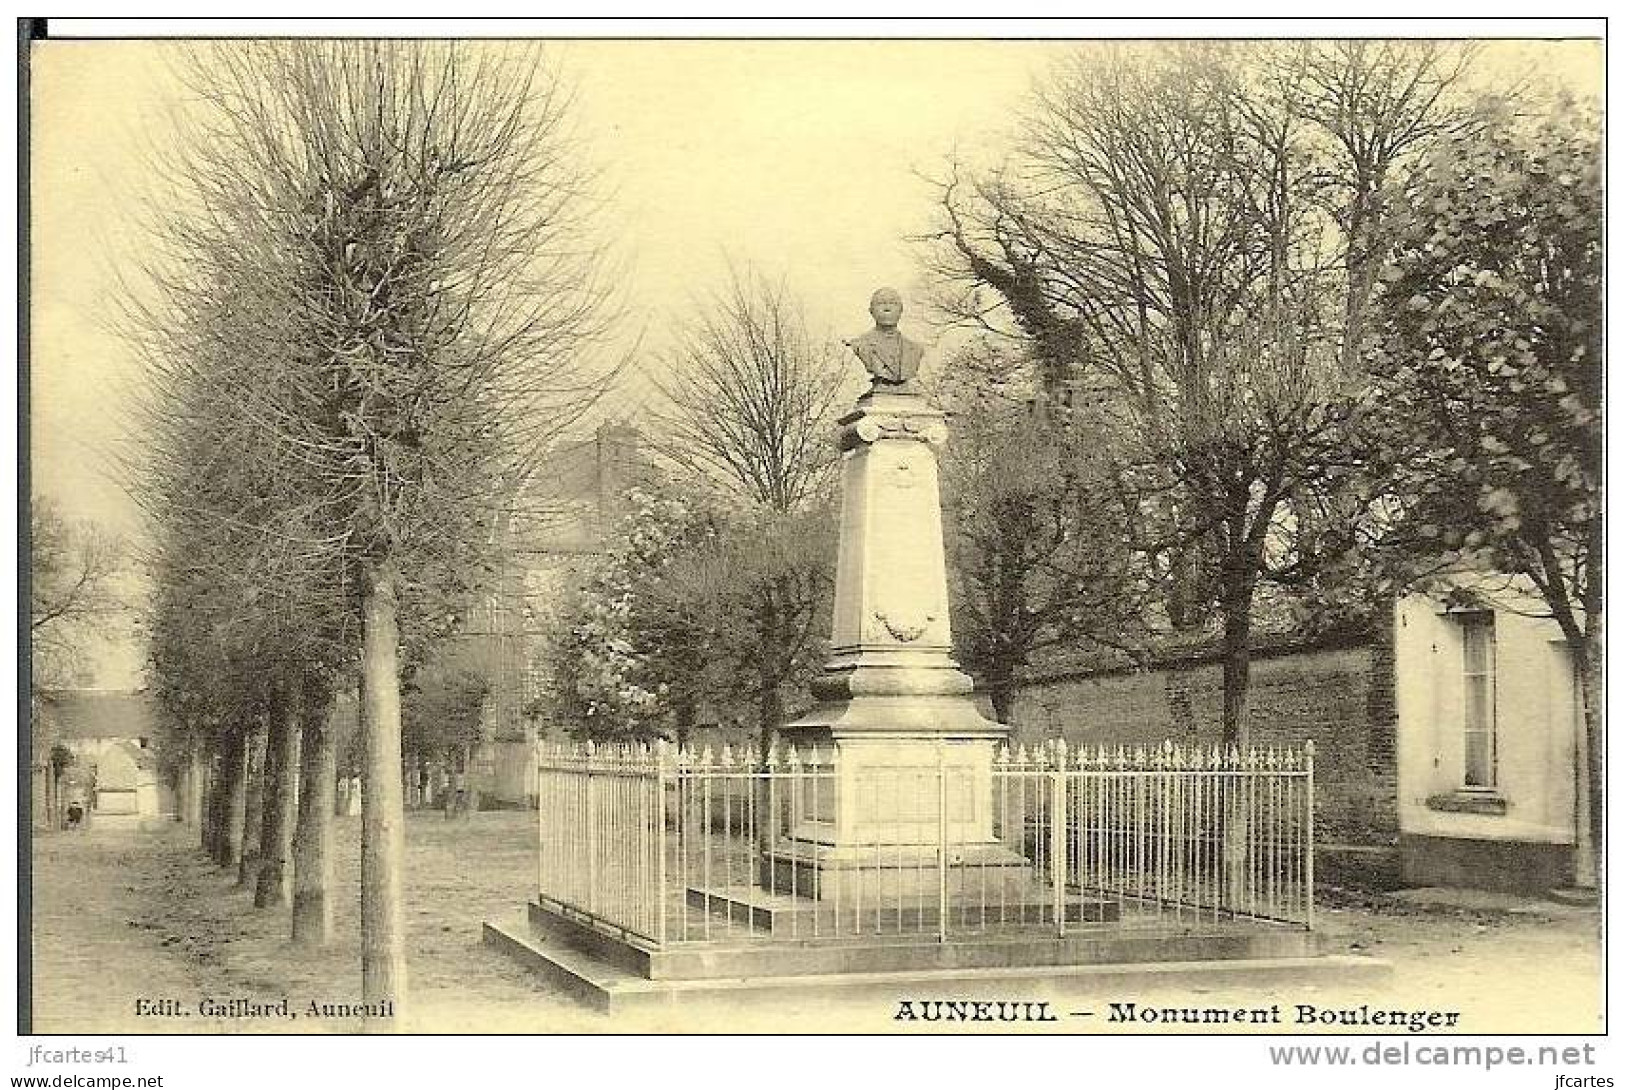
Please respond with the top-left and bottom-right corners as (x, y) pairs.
(483, 899), (1388, 1015)
(754, 842), (1057, 903)
(686, 883), (1120, 930)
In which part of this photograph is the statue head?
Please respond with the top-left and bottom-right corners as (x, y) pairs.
(869, 287), (904, 331)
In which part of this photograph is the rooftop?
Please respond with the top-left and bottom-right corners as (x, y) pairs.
(35, 689), (164, 742)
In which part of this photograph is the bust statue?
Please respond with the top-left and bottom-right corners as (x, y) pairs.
(846, 287), (924, 390)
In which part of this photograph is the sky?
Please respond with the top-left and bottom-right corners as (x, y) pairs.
(26, 36), (1603, 687)
(29, 38), (1062, 528)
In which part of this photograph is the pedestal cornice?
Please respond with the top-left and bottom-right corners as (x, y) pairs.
(838, 390), (949, 451)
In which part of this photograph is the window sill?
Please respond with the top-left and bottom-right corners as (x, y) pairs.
(1425, 792), (1509, 816)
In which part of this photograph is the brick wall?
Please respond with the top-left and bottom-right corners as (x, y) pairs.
(1007, 635), (1400, 883)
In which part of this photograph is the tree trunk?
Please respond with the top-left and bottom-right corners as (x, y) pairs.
(292, 690), (338, 947)
(184, 737), (205, 828)
(446, 750), (463, 820)
(987, 670), (1015, 727)
(1217, 575), (1255, 910)
(200, 749), (218, 855)
(674, 692), (695, 750)
(1218, 588), (1254, 749)
(219, 729), (247, 868)
(464, 744), (480, 817)
(211, 761), (227, 856)
(200, 747), (215, 853)
(1164, 539), (1206, 632)
(757, 682), (782, 759)
(238, 718), (268, 887)
(1573, 620), (1602, 889)
(449, 746), (466, 819)
(361, 558), (407, 1026)
(171, 758), (186, 826)
(256, 675), (303, 909)
(753, 680), (784, 859)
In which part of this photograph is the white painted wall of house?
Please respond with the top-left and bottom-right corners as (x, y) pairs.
(1394, 586), (1579, 847)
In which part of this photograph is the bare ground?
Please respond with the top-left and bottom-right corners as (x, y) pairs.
(30, 813), (597, 1034)
(28, 814), (1602, 1034)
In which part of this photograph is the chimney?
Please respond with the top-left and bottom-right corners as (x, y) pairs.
(594, 422), (640, 536)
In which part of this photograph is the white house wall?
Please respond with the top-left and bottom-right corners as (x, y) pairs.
(1394, 593), (1577, 847)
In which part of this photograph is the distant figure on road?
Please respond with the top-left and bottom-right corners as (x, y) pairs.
(65, 802), (84, 830)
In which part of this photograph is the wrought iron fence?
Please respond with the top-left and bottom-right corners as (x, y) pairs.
(535, 738), (1314, 948)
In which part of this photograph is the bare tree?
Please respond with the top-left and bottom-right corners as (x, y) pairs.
(649, 265), (849, 512)
(1287, 40), (1479, 369)
(29, 496), (125, 832)
(924, 41), (1475, 747)
(30, 494), (124, 690)
(939, 345), (1146, 723)
(633, 265), (850, 750)
(127, 41), (615, 1022)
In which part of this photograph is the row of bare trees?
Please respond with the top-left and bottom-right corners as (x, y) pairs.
(129, 41), (615, 1025)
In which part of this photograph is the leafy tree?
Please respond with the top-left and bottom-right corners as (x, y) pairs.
(1366, 94), (1602, 877)
(543, 486), (719, 741)
(648, 503), (835, 751)
(403, 655), (492, 812)
(552, 268), (847, 750)
(544, 483), (836, 753)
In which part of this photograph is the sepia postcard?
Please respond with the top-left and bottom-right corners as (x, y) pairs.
(14, 17), (1608, 1073)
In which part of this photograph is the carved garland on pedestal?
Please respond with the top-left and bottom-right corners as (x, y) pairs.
(874, 609), (937, 642)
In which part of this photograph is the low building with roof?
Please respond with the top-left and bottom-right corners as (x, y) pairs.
(33, 689), (174, 823)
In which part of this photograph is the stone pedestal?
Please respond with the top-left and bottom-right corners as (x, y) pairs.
(773, 387), (1020, 897)
(802, 390), (982, 712)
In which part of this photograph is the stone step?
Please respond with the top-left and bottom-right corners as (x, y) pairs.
(685, 884), (1120, 931)
(506, 899), (1342, 983)
(1547, 886), (1600, 907)
(483, 916), (658, 1014)
(484, 915), (1389, 1016)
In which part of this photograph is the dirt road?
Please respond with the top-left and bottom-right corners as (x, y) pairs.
(27, 815), (1603, 1034)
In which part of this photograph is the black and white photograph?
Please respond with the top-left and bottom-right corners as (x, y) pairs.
(14, 17), (1606, 1062)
